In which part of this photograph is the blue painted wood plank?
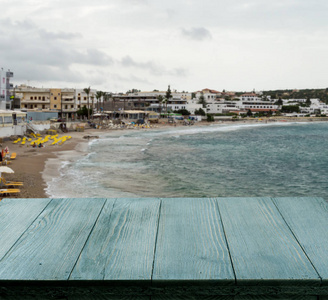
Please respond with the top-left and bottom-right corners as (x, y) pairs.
(0, 198), (51, 260)
(0, 198), (106, 280)
(71, 198), (160, 281)
(70, 198), (116, 280)
(152, 198), (234, 283)
(217, 197), (320, 285)
(273, 197), (328, 285)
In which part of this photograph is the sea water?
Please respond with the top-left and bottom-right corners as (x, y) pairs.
(46, 122), (328, 200)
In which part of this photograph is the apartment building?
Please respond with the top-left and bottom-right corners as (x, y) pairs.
(112, 91), (198, 113)
(0, 68), (14, 110)
(16, 85), (96, 119)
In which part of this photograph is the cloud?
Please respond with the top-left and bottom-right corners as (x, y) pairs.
(181, 27), (212, 41)
(38, 29), (82, 41)
(120, 55), (188, 77)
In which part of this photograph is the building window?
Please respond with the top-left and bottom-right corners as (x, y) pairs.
(54, 97), (57, 100)
(38, 96), (41, 100)
(58, 93), (60, 96)
(30, 96), (33, 100)
(34, 104), (37, 108)
(84, 97), (86, 100)
(42, 96), (45, 100)
(54, 105), (57, 108)
(65, 105), (68, 109)
(24, 104), (27, 108)
(42, 105), (45, 109)
(71, 105), (74, 108)
(78, 97), (81, 100)
(51, 93), (53, 96)
(34, 96), (37, 100)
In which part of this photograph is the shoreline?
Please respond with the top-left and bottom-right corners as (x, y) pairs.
(2, 118), (328, 199)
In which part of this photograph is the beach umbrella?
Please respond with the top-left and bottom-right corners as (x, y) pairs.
(0, 166), (14, 177)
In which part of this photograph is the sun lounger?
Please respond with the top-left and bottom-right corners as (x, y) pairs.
(58, 138), (67, 145)
(0, 177), (23, 186)
(10, 153), (16, 160)
(51, 138), (59, 145)
(13, 138), (21, 144)
(0, 188), (20, 195)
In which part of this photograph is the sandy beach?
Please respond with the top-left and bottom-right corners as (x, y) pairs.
(1, 117), (326, 199)
(2, 130), (90, 198)
(1, 122), (176, 198)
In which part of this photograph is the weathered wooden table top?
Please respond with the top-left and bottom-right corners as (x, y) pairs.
(0, 197), (328, 299)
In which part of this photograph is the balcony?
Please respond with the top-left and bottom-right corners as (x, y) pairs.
(21, 99), (50, 104)
(6, 83), (13, 89)
(62, 98), (75, 103)
(6, 72), (13, 78)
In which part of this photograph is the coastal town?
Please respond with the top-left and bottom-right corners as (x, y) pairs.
(1, 69), (328, 128)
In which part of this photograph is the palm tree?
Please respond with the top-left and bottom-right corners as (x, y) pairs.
(102, 92), (108, 112)
(165, 85), (172, 117)
(157, 95), (163, 116)
(83, 86), (91, 119)
(96, 91), (103, 114)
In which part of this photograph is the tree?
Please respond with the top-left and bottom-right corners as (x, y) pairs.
(198, 94), (207, 108)
(306, 97), (311, 107)
(165, 85), (172, 117)
(157, 95), (164, 116)
(195, 108), (206, 116)
(247, 109), (253, 117)
(83, 87), (91, 119)
(95, 91), (103, 114)
(206, 114), (214, 122)
(281, 105), (300, 113)
(275, 98), (283, 106)
(174, 109), (191, 115)
(102, 92), (110, 112)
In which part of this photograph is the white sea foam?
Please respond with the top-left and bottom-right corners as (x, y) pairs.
(44, 121), (319, 199)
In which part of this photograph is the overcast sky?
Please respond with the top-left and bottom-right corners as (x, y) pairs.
(1, 0), (328, 93)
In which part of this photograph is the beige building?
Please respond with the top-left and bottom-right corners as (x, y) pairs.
(50, 88), (61, 110)
(17, 85), (51, 110)
(16, 85), (96, 120)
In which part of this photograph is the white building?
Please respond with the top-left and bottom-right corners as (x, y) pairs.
(112, 91), (202, 114)
(205, 94), (278, 115)
(75, 89), (97, 110)
(195, 88), (221, 102)
(0, 68), (14, 110)
(206, 100), (240, 114)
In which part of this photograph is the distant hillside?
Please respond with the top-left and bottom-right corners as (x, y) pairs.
(262, 88), (328, 103)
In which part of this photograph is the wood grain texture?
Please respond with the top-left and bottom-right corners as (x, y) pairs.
(235, 296), (316, 299)
(0, 198), (51, 260)
(68, 296), (150, 300)
(153, 296), (233, 299)
(152, 198), (234, 283)
(217, 197), (320, 285)
(70, 198), (116, 280)
(0, 198), (106, 280)
(71, 198), (161, 281)
(273, 197), (328, 284)
(0, 296), (149, 300)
